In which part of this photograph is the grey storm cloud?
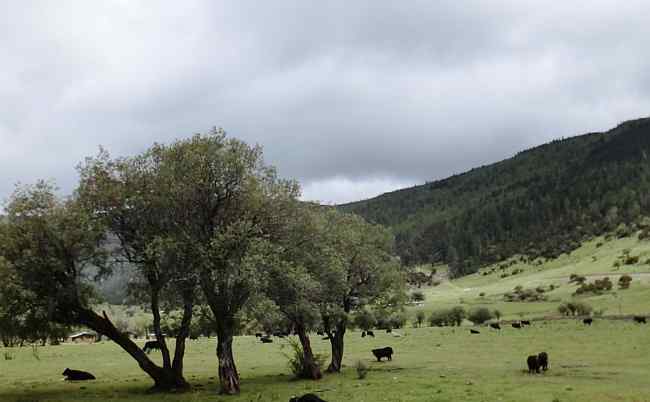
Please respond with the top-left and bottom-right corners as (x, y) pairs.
(2, 1), (650, 204)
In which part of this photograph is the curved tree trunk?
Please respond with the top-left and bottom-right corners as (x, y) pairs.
(216, 324), (240, 395)
(326, 323), (346, 373)
(295, 324), (322, 380)
(150, 289), (172, 370)
(172, 289), (194, 383)
(75, 307), (188, 391)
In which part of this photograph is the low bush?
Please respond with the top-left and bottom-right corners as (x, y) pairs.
(558, 301), (592, 316)
(467, 307), (493, 325)
(618, 274), (633, 289)
(284, 338), (326, 379)
(575, 277), (612, 295)
(428, 306), (465, 327)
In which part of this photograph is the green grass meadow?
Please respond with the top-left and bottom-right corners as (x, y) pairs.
(2, 235), (650, 402)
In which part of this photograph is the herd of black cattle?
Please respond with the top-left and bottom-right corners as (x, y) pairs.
(59, 315), (648, 402)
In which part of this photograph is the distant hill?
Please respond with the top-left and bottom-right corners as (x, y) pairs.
(341, 117), (650, 277)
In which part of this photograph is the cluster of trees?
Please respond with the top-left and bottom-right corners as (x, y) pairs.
(342, 118), (650, 277)
(0, 130), (404, 394)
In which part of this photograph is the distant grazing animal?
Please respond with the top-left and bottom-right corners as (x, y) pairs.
(361, 331), (366, 338)
(633, 316), (647, 324)
(189, 334), (199, 340)
(521, 320), (531, 326)
(62, 368), (96, 381)
(321, 336), (330, 341)
(583, 318), (593, 325)
(367, 330), (375, 337)
(255, 333), (263, 338)
(537, 352), (549, 371)
(386, 328), (392, 333)
(142, 340), (161, 354)
(512, 323), (522, 329)
(526, 355), (540, 374)
(372, 347), (394, 362)
(316, 330), (324, 336)
(470, 329), (480, 334)
(489, 323), (501, 330)
(260, 336), (273, 343)
(289, 393), (328, 402)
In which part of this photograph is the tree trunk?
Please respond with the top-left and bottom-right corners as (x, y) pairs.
(215, 324), (240, 395)
(172, 289), (193, 381)
(75, 307), (188, 391)
(150, 289), (172, 370)
(295, 324), (322, 380)
(326, 323), (346, 373)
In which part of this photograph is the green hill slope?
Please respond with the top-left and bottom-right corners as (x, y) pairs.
(341, 117), (650, 276)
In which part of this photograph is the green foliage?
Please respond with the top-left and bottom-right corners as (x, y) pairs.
(410, 291), (426, 302)
(618, 274), (633, 289)
(467, 307), (493, 325)
(353, 308), (377, 331)
(283, 338), (325, 380)
(503, 286), (548, 302)
(414, 310), (426, 328)
(575, 277), (613, 295)
(341, 118), (650, 276)
(558, 301), (593, 316)
(428, 306), (465, 327)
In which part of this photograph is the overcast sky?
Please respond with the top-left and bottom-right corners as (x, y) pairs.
(2, 1), (650, 205)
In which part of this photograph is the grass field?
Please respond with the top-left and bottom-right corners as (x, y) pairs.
(2, 235), (650, 402)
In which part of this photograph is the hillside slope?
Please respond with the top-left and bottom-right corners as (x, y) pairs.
(341, 117), (650, 276)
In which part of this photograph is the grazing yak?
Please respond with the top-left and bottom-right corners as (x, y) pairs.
(633, 316), (647, 324)
(489, 323), (501, 330)
(527, 355), (540, 374)
(361, 331), (366, 338)
(142, 340), (161, 354)
(63, 368), (96, 381)
(367, 330), (375, 337)
(254, 332), (263, 338)
(512, 323), (522, 329)
(289, 394), (327, 402)
(260, 336), (273, 343)
(470, 329), (480, 334)
(538, 352), (549, 371)
(583, 318), (593, 325)
(372, 347), (394, 362)
(521, 320), (531, 326)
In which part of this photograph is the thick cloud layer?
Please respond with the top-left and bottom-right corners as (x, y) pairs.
(2, 1), (650, 204)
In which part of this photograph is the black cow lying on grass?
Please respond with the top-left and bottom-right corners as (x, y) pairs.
(289, 393), (327, 402)
(261, 336), (273, 343)
(633, 316), (647, 324)
(470, 329), (480, 334)
(583, 318), (593, 325)
(63, 368), (96, 381)
(538, 352), (549, 371)
(527, 355), (540, 374)
(372, 347), (393, 362)
(367, 330), (375, 337)
(142, 340), (161, 354)
(512, 323), (522, 329)
(490, 323), (501, 330)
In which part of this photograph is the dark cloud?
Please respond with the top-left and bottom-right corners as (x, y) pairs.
(2, 1), (650, 205)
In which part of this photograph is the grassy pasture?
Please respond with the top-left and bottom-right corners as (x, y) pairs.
(1, 321), (650, 402)
(2, 235), (650, 402)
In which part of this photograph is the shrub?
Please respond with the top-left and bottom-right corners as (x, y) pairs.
(618, 274), (633, 289)
(493, 309), (502, 320)
(479, 292), (485, 297)
(468, 307), (493, 325)
(428, 306), (465, 327)
(355, 360), (369, 380)
(575, 277), (612, 295)
(624, 256), (639, 265)
(616, 223), (632, 238)
(613, 260), (621, 268)
(449, 306), (466, 326)
(284, 338), (326, 379)
(410, 291), (426, 302)
(353, 309), (377, 331)
(558, 301), (592, 316)
(569, 274), (586, 284)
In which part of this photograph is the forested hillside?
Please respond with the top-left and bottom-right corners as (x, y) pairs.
(341, 118), (650, 277)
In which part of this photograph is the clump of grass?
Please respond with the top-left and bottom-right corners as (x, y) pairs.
(356, 360), (369, 379)
(3, 351), (15, 361)
(282, 338), (325, 379)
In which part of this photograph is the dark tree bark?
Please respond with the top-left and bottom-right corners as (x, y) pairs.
(295, 323), (322, 380)
(215, 322), (240, 395)
(326, 322), (346, 373)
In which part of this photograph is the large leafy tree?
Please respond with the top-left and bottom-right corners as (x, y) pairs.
(0, 182), (185, 389)
(319, 209), (404, 373)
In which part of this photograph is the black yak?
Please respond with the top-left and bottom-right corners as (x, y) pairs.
(527, 355), (540, 374)
(372, 347), (394, 362)
(583, 318), (593, 325)
(142, 340), (161, 354)
(62, 368), (96, 381)
(289, 394), (327, 402)
(538, 352), (549, 371)
(490, 323), (501, 330)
